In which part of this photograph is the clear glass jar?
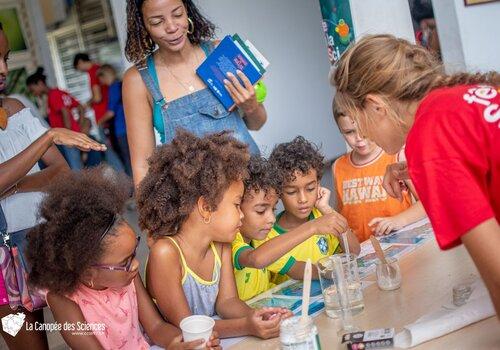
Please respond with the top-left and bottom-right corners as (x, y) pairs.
(280, 316), (321, 350)
(375, 257), (402, 291)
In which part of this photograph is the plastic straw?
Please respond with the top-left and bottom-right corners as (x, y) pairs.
(342, 230), (350, 257)
(301, 259), (312, 322)
(332, 255), (355, 331)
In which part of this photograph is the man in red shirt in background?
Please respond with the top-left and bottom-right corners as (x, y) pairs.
(27, 67), (90, 169)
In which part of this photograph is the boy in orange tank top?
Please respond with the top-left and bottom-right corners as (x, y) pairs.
(331, 103), (426, 242)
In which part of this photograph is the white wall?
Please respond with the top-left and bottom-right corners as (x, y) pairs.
(350, 0), (415, 43)
(453, 0), (500, 72)
(25, 0), (56, 85)
(196, 0), (343, 159)
(434, 0), (500, 72)
(109, 0), (131, 70)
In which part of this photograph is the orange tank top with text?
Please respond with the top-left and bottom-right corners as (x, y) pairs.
(333, 151), (412, 242)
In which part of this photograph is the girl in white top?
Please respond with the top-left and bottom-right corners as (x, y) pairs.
(0, 21), (105, 350)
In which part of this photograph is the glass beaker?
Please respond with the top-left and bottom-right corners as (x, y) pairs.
(317, 254), (364, 319)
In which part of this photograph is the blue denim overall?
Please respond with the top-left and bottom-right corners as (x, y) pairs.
(136, 42), (260, 155)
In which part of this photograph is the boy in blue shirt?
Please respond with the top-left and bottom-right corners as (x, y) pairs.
(97, 65), (132, 177)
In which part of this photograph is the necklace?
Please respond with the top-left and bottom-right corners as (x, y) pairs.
(0, 99), (8, 130)
(161, 48), (201, 93)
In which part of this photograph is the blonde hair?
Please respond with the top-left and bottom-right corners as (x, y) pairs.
(331, 34), (500, 137)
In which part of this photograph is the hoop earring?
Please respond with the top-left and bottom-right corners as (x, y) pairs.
(88, 279), (94, 288)
(187, 17), (194, 35)
(203, 215), (211, 224)
(147, 35), (155, 49)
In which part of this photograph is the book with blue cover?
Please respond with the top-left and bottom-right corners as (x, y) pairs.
(196, 35), (267, 111)
(247, 279), (325, 317)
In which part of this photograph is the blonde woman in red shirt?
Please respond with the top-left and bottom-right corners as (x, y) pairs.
(331, 34), (499, 316)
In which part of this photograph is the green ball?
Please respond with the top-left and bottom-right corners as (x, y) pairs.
(255, 81), (267, 103)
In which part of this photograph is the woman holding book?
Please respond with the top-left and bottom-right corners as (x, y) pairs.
(123, 0), (267, 186)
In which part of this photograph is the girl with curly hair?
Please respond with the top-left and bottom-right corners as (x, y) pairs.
(27, 167), (220, 350)
(331, 34), (500, 316)
(138, 130), (291, 339)
(232, 156), (356, 301)
(122, 0), (267, 187)
(0, 23), (104, 350)
(254, 136), (360, 285)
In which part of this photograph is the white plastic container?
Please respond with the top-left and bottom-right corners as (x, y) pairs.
(179, 315), (215, 349)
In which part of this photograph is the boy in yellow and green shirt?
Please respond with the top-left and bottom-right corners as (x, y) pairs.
(232, 156), (355, 301)
(254, 136), (361, 285)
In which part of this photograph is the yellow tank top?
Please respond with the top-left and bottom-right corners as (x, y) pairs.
(333, 151), (412, 242)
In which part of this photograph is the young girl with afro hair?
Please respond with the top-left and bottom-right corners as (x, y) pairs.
(27, 166), (220, 350)
(138, 130), (292, 340)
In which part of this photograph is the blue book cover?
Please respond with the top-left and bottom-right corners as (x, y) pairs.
(196, 35), (263, 111)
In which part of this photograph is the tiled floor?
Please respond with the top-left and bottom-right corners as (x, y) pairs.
(0, 166), (336, 349)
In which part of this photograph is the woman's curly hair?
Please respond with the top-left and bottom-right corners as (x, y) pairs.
(125, 0), (216, 63)
(269, 136), (324, 187)
(244, 156), (282, 199)
(137, 129), (249, 239)
(27, 166), (132, 295)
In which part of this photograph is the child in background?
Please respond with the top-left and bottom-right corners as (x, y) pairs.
(233, 156), (355, 300)
(138, 130), (292, 339)
(26, 67), (90, 170)
(255, 136), (360, 285)
(97, 65), (133, 178)
(332, 103), (426, 242)
(27, 167), (220, 350)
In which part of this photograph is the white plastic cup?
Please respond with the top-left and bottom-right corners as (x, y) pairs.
(179, 315), (215, 349)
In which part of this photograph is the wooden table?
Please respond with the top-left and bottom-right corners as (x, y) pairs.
(230, 239), (499, 349)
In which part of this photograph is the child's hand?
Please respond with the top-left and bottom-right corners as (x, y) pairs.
(260, 307), (293, 321)
(312, 211), (348, 237)
(369, 216), (404, 236)
(166, 333), (221, 350)
(206, 331), (221, 350)
(166, 335), (203, 350)
(246, 307), (284, 339)
(276, 308), (293, 320)
(315, 187), (332, 213)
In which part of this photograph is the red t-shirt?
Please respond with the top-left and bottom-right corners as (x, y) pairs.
(406, 85), (499, 250)
(47, 88), (81, 132)
(88, 64), (109, 122)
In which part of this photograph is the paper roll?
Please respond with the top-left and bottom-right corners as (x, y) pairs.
(394, 281), (494, 348)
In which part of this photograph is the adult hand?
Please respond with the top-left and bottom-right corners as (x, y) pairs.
(383, 162), (409, 201)
(369, 216), (404, 236)
(47, 128), (106, 152)
(224, 70), (259, 114)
